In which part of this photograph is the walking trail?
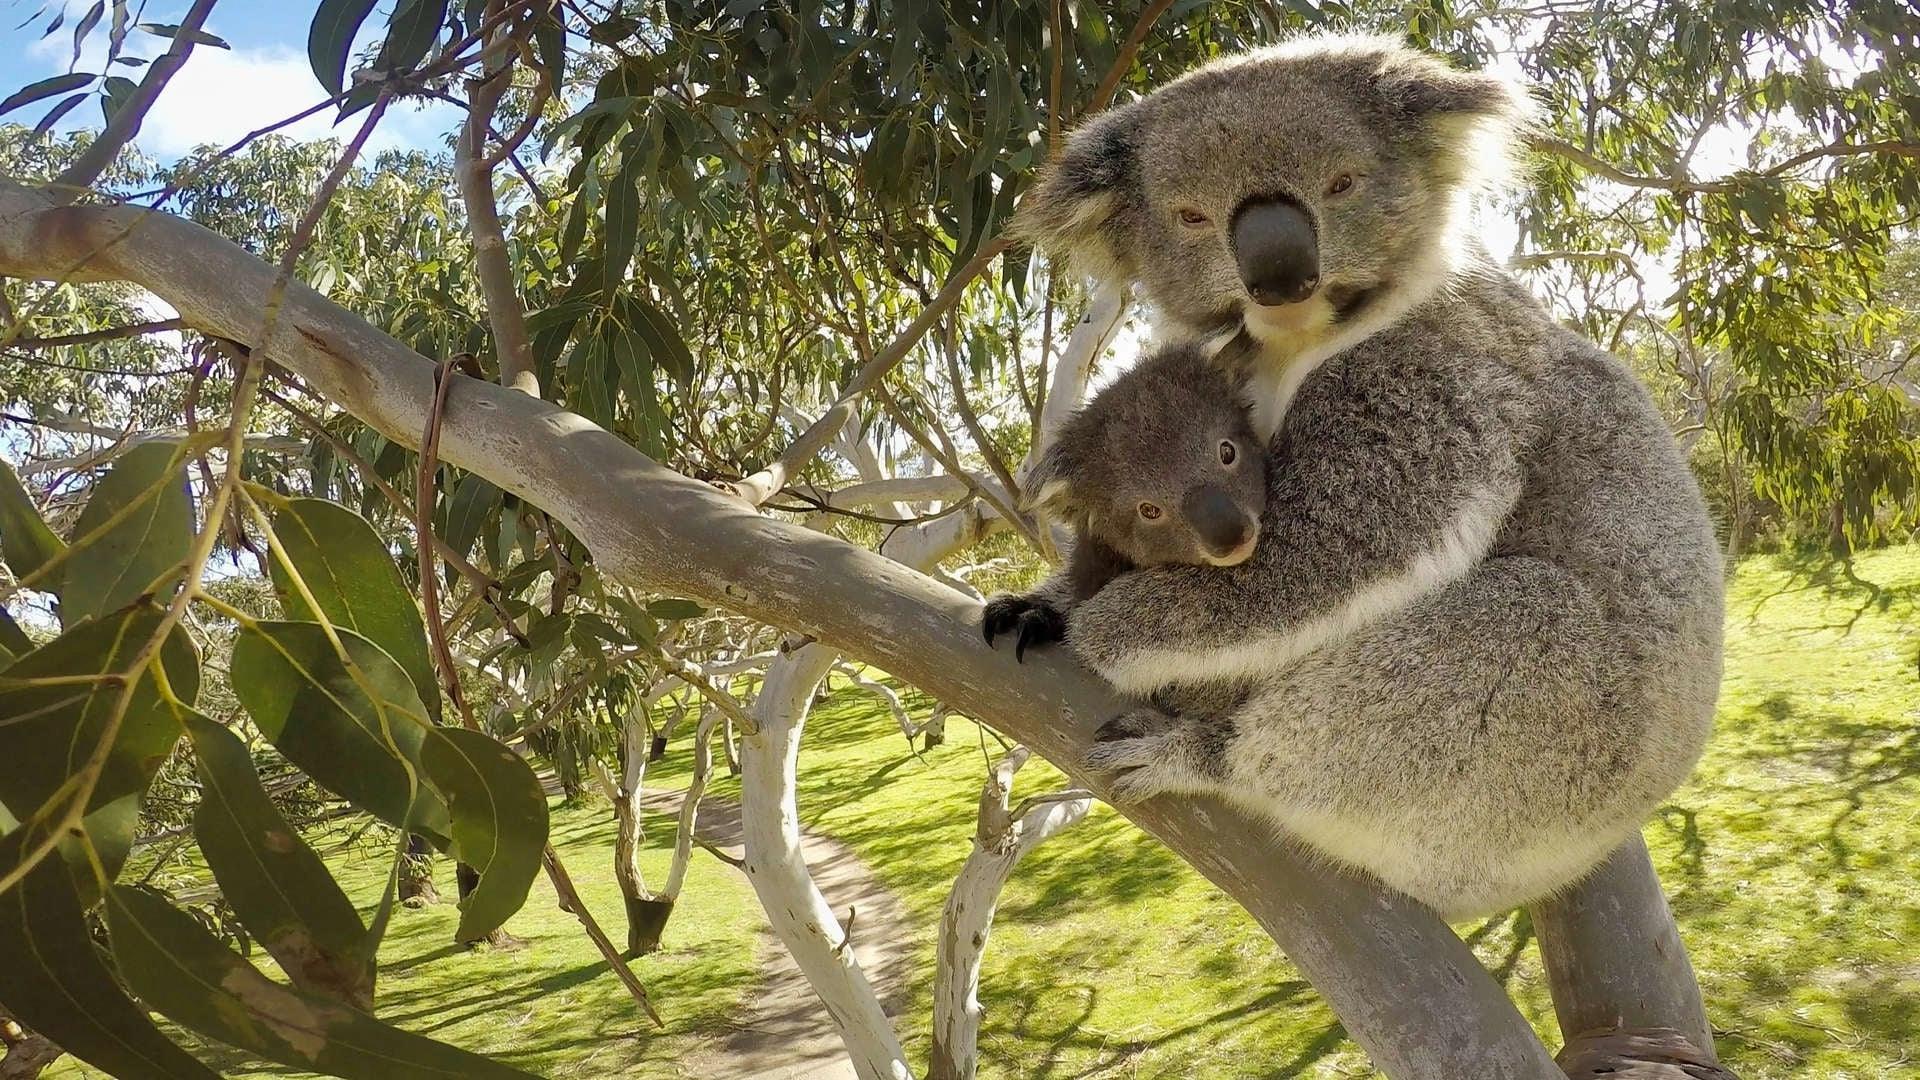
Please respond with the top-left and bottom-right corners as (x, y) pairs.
(637, 789), (916, 1080)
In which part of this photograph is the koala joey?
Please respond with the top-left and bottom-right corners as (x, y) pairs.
(982, 339), (1267, 660)
(994, 32), (1726, 921)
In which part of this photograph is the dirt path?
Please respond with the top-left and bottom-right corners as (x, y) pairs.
(639, 789), (916, 1080)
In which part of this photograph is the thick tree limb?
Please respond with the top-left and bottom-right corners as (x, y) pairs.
(0, 180), (1698, 1078)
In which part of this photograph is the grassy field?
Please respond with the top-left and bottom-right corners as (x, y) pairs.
(42, 547), (1920, 1078)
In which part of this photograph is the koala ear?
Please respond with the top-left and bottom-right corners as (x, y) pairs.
(1373, 53), (1533, 125)
(1010, 105), (1143, 281)
(1020, 439), (1081, 519)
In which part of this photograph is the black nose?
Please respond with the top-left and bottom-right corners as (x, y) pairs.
(1231, 196), (1319, 306)
(1182, 485), (1253, 555)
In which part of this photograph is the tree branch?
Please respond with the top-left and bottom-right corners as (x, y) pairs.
(728, 236), (1012, 507)
(456, 1), (541, 397)
(1086, 0), (1176, 115)
(6, 318), (184, 348)
(1529, 134), (1920, 194)
(51, 0), (220, 199)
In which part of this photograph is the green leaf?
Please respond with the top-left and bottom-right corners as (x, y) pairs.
(99, 73), (136, 124)
(229, 621), (449, 841)
(531, 8), (565, 87)
(627, 294), (696, 388)
(376, 0), (449, 77)
(134, 22), (230, 47)
(307, 0), (379, 95)
(31, 90), (89, 137)
(62, 440), (194, 628)
(187, 713), (375, 1011)
(0, 603), (199, 847)
(0, 458), (64, 588)
(420, 728), (548, 942)
(270, 497), (439, 722)
(0, 605), (30, 661)
(105, 886), (543, 1079)
(645, 598), (705, 621)
(442, 473), (500, 563)
(0, 835), (220, 1080)
(0, 71), (93, 117)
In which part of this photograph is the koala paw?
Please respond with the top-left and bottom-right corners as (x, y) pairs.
(1084, 708), (1194, 805)
(981, 594), (1067, 661)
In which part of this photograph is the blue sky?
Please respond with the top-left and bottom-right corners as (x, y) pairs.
(1, 0), (459, 161)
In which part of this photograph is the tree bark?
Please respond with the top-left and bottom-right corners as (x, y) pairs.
(1532, 835), (1716, 1059)
(399, 833), (440, 907)
(0, 181), (1712, 1078)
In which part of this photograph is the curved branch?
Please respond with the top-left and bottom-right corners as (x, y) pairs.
(0, 179), (1572, 1077)
(51, 0), (220, 199)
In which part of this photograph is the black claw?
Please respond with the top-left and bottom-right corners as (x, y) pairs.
(981, 595), (1066, 660)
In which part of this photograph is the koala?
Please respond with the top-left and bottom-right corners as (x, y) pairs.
(1001, 32), (1726, 921)
(981, 339), (1267, 660)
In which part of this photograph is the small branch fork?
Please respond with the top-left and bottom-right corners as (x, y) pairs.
(929, 748), (1090, 1080)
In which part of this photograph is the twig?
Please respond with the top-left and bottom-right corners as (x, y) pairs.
(539, 845), (665, 1026)
(50, 0), (220, 200)
(727, 235), (1013, 506)
(1528, 134), (1920, 195)
(1085, 0), (1176, 115)
(7, 319), (185, 349)
(417, 354), (478, 728)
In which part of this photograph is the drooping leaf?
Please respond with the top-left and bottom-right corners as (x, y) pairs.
(135, 22), (231, 48)
(376, 0), (449, 77)
(0, 605), (31, 661)
(420, 728), (548, 942)
(0, 603), (199, 857)
(105, 885), (543, 1079)
(646, 598), (705, 621)
(0, 458), (63, 587)
(98, 73), (136, 124)
(270, 497), (439, 721)
(69, 0), (102, 70)
(0, 833), (221, 1080)
(31, 90), (88, 137)
(442, 472), (500, 563)
(229, 621), (449, 842)
(0, 70), (93, 117)
(187, 713), (374, 1011)
(61, 440), (194, 628)
(307, 0), (380, 95)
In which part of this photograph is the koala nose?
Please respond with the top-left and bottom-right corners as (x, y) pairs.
(1183, 485), (1257, 560)
(1231, 196), (1320, 306)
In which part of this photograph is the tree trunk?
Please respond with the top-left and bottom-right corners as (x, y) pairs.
(398, 833), (440, 907)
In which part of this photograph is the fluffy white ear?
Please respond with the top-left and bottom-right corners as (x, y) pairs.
(1020, 440), (1080, 519)
(1009, 104), (1143, 282)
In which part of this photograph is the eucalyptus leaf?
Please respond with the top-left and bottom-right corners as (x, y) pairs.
(420, 728), (548, 942)
(188, 713), (375, 1011)
(307, 0), (379, 94)
(62, 440), (194, 627)
(229, 620), (449, 842)
(105, 885), (543, 1079)
(0, 833), (221, 1080)
(0, 457), (66, 588)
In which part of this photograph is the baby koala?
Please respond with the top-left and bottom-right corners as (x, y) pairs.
(982, 339), (1266, 660)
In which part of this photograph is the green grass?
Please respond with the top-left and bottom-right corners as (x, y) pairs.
(42, 547), (1920, 1078)
(47, 796), (761, 1080)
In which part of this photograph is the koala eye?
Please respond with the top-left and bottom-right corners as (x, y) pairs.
(1326, 173), (1357, 197)
(1177, 207), (1210, 226)
(1219, 440), (1237, 465)
(1138, 501), (1164, 520)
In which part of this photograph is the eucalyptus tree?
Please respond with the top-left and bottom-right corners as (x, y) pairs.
(0, 2), (1914, 1079)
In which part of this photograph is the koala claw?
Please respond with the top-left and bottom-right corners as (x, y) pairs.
(1084, 708), (1189, 804)
(981, 595), (1067, 661)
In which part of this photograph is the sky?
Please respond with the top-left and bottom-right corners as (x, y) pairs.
(0, 0), (459, 162)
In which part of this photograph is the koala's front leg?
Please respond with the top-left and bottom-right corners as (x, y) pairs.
(1083, 706), (1234, 805)
(980, 569), (1076, 661)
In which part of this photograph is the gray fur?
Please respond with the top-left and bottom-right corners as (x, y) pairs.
(982, 340), (1266, 658)
(1008, 32), (1724, 921)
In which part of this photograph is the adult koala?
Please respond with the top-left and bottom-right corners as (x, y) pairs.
(1005, 33), (1725, 920)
